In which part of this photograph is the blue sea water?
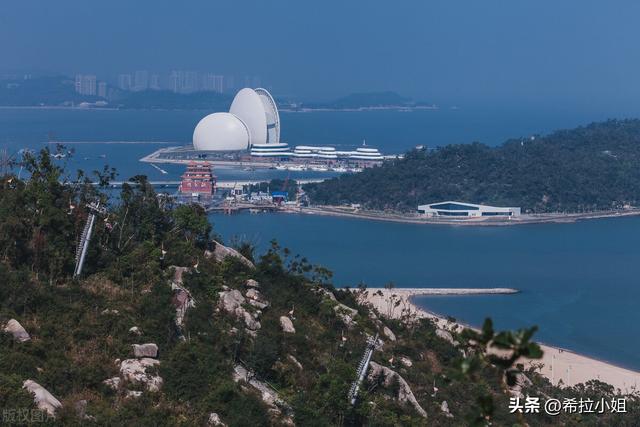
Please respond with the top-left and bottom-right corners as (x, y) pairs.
(2, 107), (639, 370)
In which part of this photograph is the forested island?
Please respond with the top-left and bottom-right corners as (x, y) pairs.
(0, 149), (637, 425)
(304, 119), (640, 213)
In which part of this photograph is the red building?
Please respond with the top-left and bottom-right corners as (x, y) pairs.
(179, 162), (216, 196)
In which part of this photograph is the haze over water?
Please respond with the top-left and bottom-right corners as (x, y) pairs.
(2, 107), (640, 371)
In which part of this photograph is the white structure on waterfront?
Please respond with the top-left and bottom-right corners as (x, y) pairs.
(417, 201), (521, 218)
(249, 143), (383, 161)
(193, 87), (281, 151)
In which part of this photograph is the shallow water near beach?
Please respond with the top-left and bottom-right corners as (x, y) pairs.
(212, 211), (640, 371)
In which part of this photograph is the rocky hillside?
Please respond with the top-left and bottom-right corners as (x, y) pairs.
(0, 148), (637, 426)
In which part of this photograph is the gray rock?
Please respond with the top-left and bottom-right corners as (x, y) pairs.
(205, 241), (255, 269)
(126, 390), (143, 399)
(242, 311), (261, 331)
(441, 400), (453, 418)
(288, 355), (303, 370)
(280, 316), (296, 333)
(129, 326), (142, 336)
(4, 319), (30, 342)
(368, 362), (427, 418)
(333, 303), (358, 327)
(383, 326), (396, 341)
(399, 356), (413, 368)
(22, 380), (62, 418)
(132, 343), (158, 358)
(208, 412), (227, 426)
(218, 289), (246, 313)
(120, 358), (163, 392)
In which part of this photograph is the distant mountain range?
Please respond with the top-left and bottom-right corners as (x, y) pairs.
(295, 91), (436, 111)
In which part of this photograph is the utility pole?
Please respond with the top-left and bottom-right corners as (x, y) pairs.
(348, 334), (379, 406)
(74, 201), (106, 277)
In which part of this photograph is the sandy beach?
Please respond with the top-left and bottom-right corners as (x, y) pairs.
(359, 287), (640, 393)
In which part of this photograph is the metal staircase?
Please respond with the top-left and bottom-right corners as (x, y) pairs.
(348, 333), (379, 405)
(74, 201), (106, 277)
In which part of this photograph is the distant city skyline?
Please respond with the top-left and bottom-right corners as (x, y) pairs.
(3, 0), (640, 111)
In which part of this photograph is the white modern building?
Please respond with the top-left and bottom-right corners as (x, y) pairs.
(193, 87), (281, 151)
(417, 201), (521, 218)
(192, 88), (383, 164)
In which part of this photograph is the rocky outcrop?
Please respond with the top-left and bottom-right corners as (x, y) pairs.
(245, 288), (269, 309)
(218, 289), (262, 332)
(132, 343), (158, 358)
(169, 266), (196, 334)
(368, 362), (427, 418)
(208, 412), (227, 426)
(280, 316), (295, 334)
(103, 377), (121, 390)
(4, 319), (30, 342)
(233, 365), (291, 419)
(205, 241), (255, 269)
(22, 380), (62, 418)
(120, 358), (163, 392)
(333, 303), (358, 327)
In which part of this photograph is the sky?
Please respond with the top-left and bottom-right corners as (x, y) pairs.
(2, 0), (640, 110)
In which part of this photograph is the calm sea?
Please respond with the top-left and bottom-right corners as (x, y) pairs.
(2, 107), (639, 370)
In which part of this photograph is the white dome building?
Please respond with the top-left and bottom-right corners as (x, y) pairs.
(192, 88), (281, 152)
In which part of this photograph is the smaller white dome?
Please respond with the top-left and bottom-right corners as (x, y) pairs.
(193, 113), (250, 151)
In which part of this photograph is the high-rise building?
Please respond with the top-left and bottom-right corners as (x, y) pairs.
(183, 71), (199, 93)
(118, 74), (132, 91)
(149, 74), (161, 90)
(97, 81), (108, 98)
(134, 70), (149, 91)
(75, 74), (97, 96)
(202, 74), (224, 93)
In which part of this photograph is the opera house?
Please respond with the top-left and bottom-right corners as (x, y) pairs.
(191, 88), (383, 164)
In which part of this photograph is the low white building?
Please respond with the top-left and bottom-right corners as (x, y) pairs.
(417, 201), (521, 218)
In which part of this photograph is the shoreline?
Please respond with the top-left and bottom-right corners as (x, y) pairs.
(298, 205), (640, 226)
(359, 288), (640, 393)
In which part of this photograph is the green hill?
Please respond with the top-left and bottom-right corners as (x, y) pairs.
(304, 119), (640, 213)
(0, 149), (637, 425)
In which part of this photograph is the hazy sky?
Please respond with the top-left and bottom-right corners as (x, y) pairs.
(2, 0), (640, 108)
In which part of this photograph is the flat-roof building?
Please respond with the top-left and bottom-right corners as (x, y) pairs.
(417, 201), (521, 218)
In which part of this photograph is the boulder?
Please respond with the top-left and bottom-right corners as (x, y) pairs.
(169, 266), (197, 332)
(132, 343), (158, 358)
(129, 326), (142, 336)
(399, 356), (413, 368)
(218, 289), (246, 313)
(120, 358), (163, 392)
(22, 380), (62, 418)
(441, 400), (453, 418)
(333, 303), (358, 327)
(126, 390), (143, 399)
(368, 362), (427, 418)
(208, 412), (227, 426)
(245, 279), (260, 289)
(205, 241), (255, 269)
(246, 288), (269, 309)
(171, 266), (190, 285)
(383, 326), (396, 341)
(288, 355), (303, 370)
(242, 311), (261, 331)
(101, 309), (119, 315)
(4, 319), (30, 342)
(280, 316), (296, 334)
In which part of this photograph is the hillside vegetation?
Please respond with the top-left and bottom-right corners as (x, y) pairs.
(304, 119), (640, 213)
(0, 149), (638, 426)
